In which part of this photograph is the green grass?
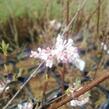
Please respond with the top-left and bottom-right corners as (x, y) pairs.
(0, 0), (105, 23)
(0, 0), (63, 22)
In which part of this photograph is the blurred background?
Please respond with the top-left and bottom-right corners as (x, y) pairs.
(0, 0), (109, 109)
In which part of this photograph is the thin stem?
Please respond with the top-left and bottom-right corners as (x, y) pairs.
(3, 62), (44, 109)
(42, 71), (49, 104)
(81, 0), (105, 31)
(59, 67), (64, 94)
(62, 0), (87, 36)
(5, 0), (19, 48)
(65, 0), (70, 38)
(66, 0), (70, 25)
(97, 0), (101, 37)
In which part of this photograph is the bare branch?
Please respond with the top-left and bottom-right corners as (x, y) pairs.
(47, 72), (109, 109)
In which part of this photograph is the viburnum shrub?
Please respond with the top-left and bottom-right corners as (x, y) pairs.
(30, 34), (89, 107)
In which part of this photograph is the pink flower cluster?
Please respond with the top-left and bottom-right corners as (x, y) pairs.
(30, 34), (85, 71)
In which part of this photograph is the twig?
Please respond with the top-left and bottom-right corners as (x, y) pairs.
(47, 72), (109, 109)
(66, 0), (70, 25)
(97, 0), (101, 37)
(93, 0), (101, 78)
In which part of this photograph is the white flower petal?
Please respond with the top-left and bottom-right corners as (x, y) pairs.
(75, 58), (85, 71)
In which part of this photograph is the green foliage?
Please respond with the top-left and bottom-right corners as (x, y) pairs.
(0, 0), (63, 22)
(0, 40), (9, 56)
(0, 0), (45, 22)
